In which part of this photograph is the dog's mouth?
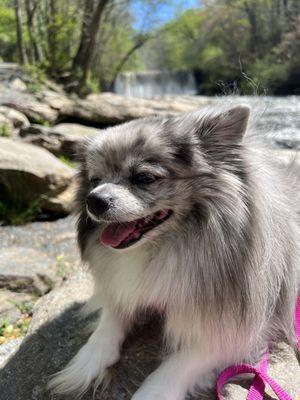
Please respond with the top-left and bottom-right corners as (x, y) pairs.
(100, 209), (173, 249)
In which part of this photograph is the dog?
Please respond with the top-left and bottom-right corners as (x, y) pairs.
(49, 104), (300, 399)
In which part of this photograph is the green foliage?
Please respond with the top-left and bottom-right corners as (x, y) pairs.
(58, 155), (76, 168)
(0, 199), (41, 226)
(146, 0), (300, 94)
(0, 3), (17, 61)
(0, 122), (11, 137)
(1, 0), (299, 94)
(24, 65), (46, 94)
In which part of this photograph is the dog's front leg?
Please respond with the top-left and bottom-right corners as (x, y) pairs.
(132, 350), (217, 400)
(48, 307), (127, 397)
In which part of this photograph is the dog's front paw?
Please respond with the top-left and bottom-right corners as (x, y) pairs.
(48, 335), (120, 397)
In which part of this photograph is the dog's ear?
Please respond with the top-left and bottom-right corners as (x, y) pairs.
(197, 105), (250, 148)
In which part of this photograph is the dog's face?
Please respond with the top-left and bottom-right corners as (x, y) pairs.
(78, 105), (250, 251)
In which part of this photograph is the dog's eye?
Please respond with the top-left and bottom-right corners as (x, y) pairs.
(131, 172), (157, 185)
(90, 178), (101, 188)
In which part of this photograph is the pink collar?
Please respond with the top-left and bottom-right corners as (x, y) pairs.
(217, 297), (300, 400)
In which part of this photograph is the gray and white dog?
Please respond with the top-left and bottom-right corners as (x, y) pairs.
(49, 105), (300, 399)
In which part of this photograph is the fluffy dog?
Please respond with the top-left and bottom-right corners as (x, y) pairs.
(49, 105), (300, 399)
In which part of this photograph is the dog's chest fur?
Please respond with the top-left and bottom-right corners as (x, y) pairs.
(86, 233), (179, 314)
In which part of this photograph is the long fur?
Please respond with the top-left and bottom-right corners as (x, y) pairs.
(48, 104), (300, 399)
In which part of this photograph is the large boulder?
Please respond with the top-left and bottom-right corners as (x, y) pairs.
(61, 92), (213, 125)
(0, 106), (30, 130)
(0, 63), (69, 124)
(0, 247), (58, 295)
(1, 93), (59, 124)
(20, 123), (99, 158)
(0, 138), (75, 214)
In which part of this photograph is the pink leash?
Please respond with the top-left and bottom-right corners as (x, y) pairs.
(217, 297), (300, 400)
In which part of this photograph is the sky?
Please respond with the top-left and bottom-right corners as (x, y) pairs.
(131, 0), (199, 31)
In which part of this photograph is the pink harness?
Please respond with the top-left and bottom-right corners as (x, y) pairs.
(217, 297), (300, 400)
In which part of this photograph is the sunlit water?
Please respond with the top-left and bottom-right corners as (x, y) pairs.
(191, 95), (300, 149)
(230, 96), (300, 149)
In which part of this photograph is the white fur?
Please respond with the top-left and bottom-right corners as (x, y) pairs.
(48, 309), (126, 396)
(49, 105), (300, 399)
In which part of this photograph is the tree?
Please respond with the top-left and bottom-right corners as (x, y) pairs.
(14, 0), (27, 64)
(70, 0), (110, 93)
(24, 0), (42, 62)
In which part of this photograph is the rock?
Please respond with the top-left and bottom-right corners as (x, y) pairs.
(0, 138), (75, 214)
(8, 78), (27, 92)
(0, 270), (298, 400)
(44, 179), (77, 214)
(39, 89), (74, 112)
(0, 106), (30, 129)
(0, 63), (22, 82)
(20, 123), (99, 158)
(0, 338), (22, 368)
(61, 92), (213, 125)
(2, 95), (59, 124)
(0, 215), (80, 280)
(226, 343), (300, 399)
(0, 272), (93, 400)
(0, 290), (35, 325)
(0, 247), (58, 295)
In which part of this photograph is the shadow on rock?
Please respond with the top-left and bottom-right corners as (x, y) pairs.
(0, 298), (217, 400)
(0, 270), (297, 400)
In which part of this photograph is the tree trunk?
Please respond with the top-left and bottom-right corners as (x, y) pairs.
(71, 0), (110, 93)
(14, 0), (28, 64)
(47, 0), (58, 75)
(24, 0), (42, 63)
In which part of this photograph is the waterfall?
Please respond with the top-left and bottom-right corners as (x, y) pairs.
(114, 70), (198, 98)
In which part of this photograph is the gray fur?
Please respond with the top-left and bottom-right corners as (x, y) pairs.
(51, 104), (300, 397)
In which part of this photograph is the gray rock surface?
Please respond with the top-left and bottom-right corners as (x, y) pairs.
(0, 215), (79, 278)
(0, 338), (22, 368)
(20, 123), (99, 158)
(1, 91), (59, 124)
(0, 105), (30, 129)
(0, 247), (58, 295)
(0, 268), (298, 400)
(61, 92), (213, 125)
(0, 138), (75, 214)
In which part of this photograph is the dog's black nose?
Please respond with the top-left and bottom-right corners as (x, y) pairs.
(86, 192), (110, 215)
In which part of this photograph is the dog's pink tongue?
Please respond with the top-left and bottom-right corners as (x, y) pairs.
(100, 221), (136, 247)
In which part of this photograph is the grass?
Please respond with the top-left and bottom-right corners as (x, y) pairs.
(0, 199), (41, 225)
(59, 155), (76, 168)
(0, 122), (11, 137)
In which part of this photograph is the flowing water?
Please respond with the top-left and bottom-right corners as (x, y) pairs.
(114, 70), (300, 149)
(115, 71), (198, 98)
(217, 95), (300, 149)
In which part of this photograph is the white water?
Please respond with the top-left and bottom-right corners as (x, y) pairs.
(220, 95), (300, 149)
(115, 71), (197, 98)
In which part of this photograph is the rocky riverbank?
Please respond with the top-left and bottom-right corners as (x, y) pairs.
(0, 63), (300, 399)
